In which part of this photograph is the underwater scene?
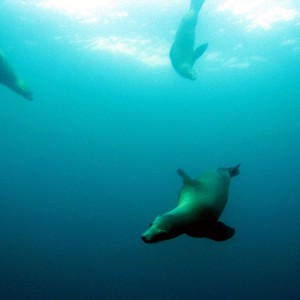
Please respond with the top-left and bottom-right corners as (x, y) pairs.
(0, 0), (300, 299)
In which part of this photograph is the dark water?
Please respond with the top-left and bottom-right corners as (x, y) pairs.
(1, 1), (300, 299)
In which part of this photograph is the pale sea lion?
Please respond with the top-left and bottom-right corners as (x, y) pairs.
(170, 0), (208, 80)
(141, 165), (240, 243)
(0, 49), (32, 100)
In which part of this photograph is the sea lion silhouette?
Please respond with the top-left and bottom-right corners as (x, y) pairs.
(170, 0), (208, 80)
(0, 49), (32, 100)
(142, 165), (240, 243)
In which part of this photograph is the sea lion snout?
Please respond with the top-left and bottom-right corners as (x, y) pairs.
(141, 234), (153, 243)
(141, 222), (173, 244)
(141, 227), (158, 243)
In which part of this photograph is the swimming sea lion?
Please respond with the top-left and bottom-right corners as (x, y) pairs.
(0, 49), (32, 100)
(170, 0), (208, 80)
(141, 165), (240, 243)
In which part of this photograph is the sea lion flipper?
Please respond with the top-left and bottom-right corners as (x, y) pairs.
(204, 222), (235, 241)
(177, 169), (197, 186)
(220, 164), (240, 178)
(186, 222), (235, 241)
(228, 164), (240, 178)
(193, 43), (208, 63)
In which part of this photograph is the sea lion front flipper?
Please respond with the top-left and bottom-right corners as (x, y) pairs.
(177, 169), (197, 186)
(186, 222), (235, 241)
(204, 222), (235, 241)
(193, 43), (208, 63)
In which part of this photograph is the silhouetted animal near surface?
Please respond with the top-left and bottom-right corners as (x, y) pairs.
(142, 165), (240, 244)
(0, 49), (32, 100)
(170, 0), (208, 80)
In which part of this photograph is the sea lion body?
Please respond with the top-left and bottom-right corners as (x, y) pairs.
(170, 0), (208, 80)
(142, 165), (240, 243)
(0, 49), (32, 100)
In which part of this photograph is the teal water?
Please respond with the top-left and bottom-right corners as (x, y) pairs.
(1, 1), (300, 299)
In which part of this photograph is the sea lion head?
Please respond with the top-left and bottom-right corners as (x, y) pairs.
(141, 215), (178, 243)
(14, 79), (33, 100)
(177, 64), (197, 80)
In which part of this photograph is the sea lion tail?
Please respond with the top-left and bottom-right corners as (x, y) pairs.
(190, 0), (205, 11)
(227, 164), (240, 178)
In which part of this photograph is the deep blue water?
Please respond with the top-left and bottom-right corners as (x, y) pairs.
(1, 1), (300, 299)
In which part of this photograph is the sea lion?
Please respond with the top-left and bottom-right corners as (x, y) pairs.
(0, 49), (32, 100)
(141, 165), (240, 243)
(170, 0), (208, 80)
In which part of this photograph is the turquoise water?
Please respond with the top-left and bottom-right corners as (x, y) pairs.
(1, 1), (300, 299)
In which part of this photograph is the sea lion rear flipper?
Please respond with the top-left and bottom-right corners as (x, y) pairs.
(204, 222), (235, 241)
(193, 43), (208, 63)
(220, 164), (240, 178)
(228, 164), (240, 178)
